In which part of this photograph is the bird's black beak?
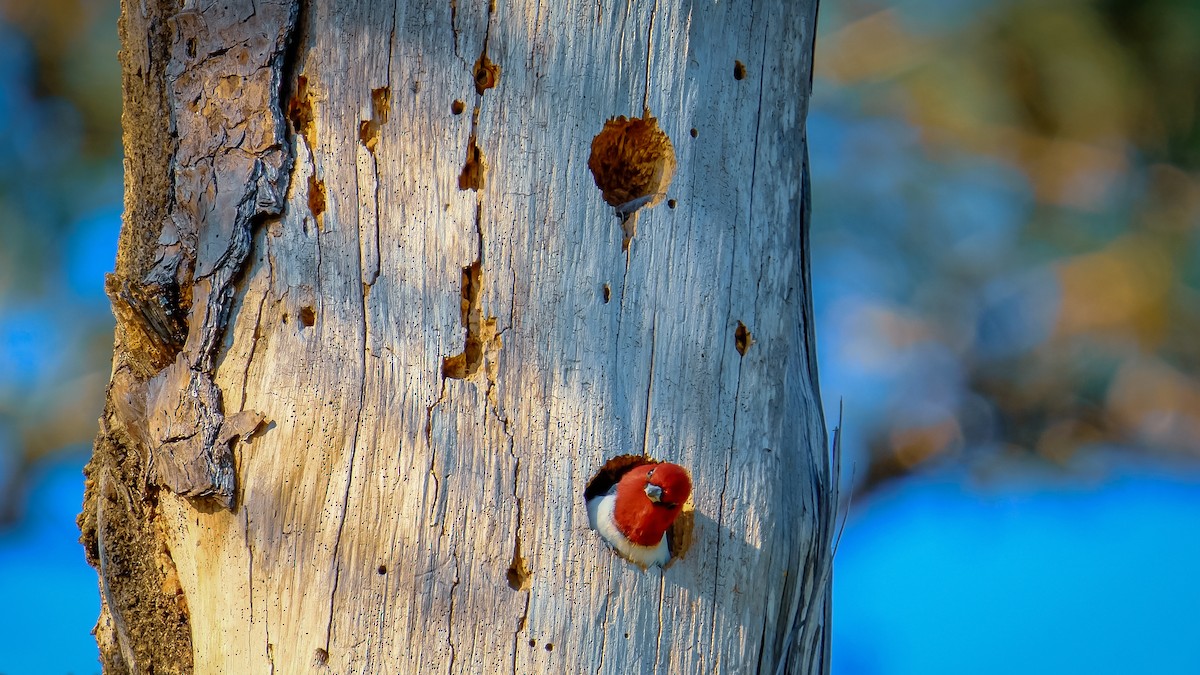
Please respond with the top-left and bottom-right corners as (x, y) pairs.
(644, 483), (663, 502)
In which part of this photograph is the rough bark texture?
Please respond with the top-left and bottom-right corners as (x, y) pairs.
(81, 0), (833, 673)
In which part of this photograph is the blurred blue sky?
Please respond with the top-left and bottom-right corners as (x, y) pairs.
(0, 451), (100, 673)
(2, 0), (1200, 673)
(832, 458), (1200, 675)
(811, 85), (1200, 672)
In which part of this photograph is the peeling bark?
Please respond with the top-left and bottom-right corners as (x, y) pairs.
(81, 0), (298, 671)
(103, 0), (296, 508)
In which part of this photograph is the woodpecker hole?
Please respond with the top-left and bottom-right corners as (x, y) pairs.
(287, 75), (316, 143)
(545, 644), (554, 652)
(734, 60), (747, 80)
(585, 455), (657, 504)
(735, 321), (754, 356)
(458, 134), (487, 191)
(506, 536), (532, 591)
(667, 199), (677, 209)
(689, 127), (698, 138)
(358, 87), (391, 152)
(357, 119), (375, 150)
(442, 262), (498, 380)
(307, 175), (326, 221)
(377, 564), (387, 575)
(585, 455), (695, 567)
(451, 99), (466, 115)
(371, 87), (391, 121)
(587, 110), (677, 229)
(299, 306), (316, 328)
(473, 51), (500, 95)
(602, 283), (611, 303)
(528, 639), (536, 648)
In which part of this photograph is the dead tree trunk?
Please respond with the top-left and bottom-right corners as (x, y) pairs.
(79, 0), (833, 672)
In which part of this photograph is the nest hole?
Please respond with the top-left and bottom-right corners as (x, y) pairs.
(587, 111), (676, 224)
(584, 455), (696, 566)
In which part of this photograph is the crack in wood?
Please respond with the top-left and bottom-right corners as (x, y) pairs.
(424, 376), (448, 525)
(449, 0), (461, 61)
(442, 204), (500, 380)
(242, 503), (270, 672)
(593, 591), (611, 675)
(446, 552), (461, 671)
(323, 222), (379, 661)
(511, 591), (531, 674)
(441, 261), (488, 379)
(652, 573), (667, 671)
(456, 2), (499, 190)
(641, 0), (658, 111)
(640, 314), (659, 459)
(239, 274), (271, 412)
(358, 88), (387, 288)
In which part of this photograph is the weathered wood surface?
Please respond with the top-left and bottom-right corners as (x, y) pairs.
(85, 0), (831, 672)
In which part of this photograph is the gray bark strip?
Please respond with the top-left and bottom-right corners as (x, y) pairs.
(84, 0), (831, 672)
(111, 0), (298, 506)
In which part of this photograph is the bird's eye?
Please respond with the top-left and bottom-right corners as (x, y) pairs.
(647, 468), (655, 478)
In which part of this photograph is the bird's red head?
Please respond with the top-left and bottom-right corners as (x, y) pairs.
(612, 462), (692, 547)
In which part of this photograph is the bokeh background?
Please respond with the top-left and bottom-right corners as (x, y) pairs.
(0, 0), (1198, 672)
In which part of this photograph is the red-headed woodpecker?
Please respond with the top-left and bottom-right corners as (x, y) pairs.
(585, 456), (692, 568)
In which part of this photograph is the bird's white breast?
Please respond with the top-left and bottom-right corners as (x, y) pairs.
(586, 489), (670, 568)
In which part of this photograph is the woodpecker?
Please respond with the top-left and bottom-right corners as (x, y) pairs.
(585, 456), (692, 569)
